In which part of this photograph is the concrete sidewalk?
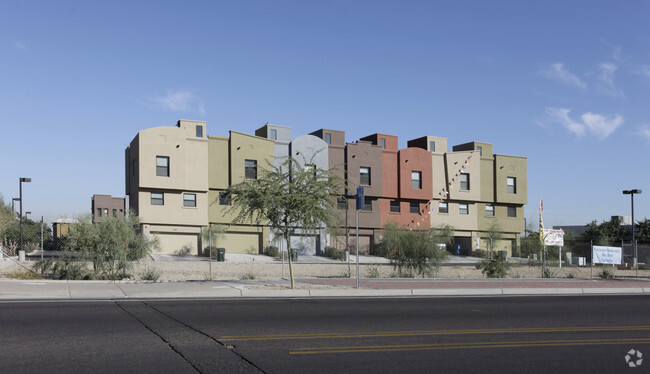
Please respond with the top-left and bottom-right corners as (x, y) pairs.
(0, 277), (649, 300)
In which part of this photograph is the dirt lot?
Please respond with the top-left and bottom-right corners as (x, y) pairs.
(2, 256), (647, 281)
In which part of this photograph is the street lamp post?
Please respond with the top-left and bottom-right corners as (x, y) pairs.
(623, 189), (642, 278)
(19, 177), (31, 258)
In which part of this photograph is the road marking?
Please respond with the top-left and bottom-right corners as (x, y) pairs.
(290, 338), (650, 355)
(220, 325), (650, 341)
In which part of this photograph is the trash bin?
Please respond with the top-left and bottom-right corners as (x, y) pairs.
(291, 250), (298, 262)
(217, 248), (226, 262)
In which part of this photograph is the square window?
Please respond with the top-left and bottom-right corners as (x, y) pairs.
(460, 173), (470, 191)
(508, 206), (517, 217)
(245, 160), (257, 179)
(360, 167), (371, 186)
(411, 171), (422, 189)
(112, 209), (117, 217)
(184, 193), (197, 207)
(459, 203), (468, 215)
(156, 156), (169, 177)
(325, 133), (331, 144)
(390, 200), (400, 213)
(103, 208), (108, 216)
(380, 138), (386, 149)
(438, 201), (448, 214)
(196, 125), (203, 138)
(337, 197), (347, 210)
(486, 205), (495, 217)
(362, 197), (372, 211)
(270, 129), (277, 140)
(410, 202), (419, 214)
(507, 177), (516, 194)
(151, 192), (164, 206)
(219, 192), (231, 205)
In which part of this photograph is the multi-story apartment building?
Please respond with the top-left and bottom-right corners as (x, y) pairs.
(126, 120), (527, 256)
(91, 194), (125, 223)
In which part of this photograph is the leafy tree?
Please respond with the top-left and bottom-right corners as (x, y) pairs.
(225, 156), (343, 288)
(476, 250), (510, 278)
(582, 217), (627, 245)
(381, 222), (450, 277)
(0, 195), (15, 237)
(485, 222), (502, 259)
(65, 214), (158, 279)
(636, 218), (650, 244)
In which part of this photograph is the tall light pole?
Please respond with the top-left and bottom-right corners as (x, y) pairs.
(19, 177), (31, 257)
(623, 189), (642, 278)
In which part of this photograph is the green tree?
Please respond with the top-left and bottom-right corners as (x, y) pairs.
(485, 222), (502, 259)
(476, 250), (510, 278)
(225, 156), (343, 289)
(0, 195), (15, 237)
(582, 217), (627, 245)
(65, 214), (158, 279)
(381, 222), (450, 277)
(636, 218), (650, 244)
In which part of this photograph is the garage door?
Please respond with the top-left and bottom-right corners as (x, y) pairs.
(153, 233), (200, 255)
(290, 234), (317, 255)
(218, 232), (261, 254)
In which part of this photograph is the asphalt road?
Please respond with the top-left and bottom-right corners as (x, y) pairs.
(2, 295), (650, 373)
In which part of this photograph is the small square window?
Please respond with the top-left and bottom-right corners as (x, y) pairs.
(196, 125), (203, 138)
(184, 193), (197, 207)
(508, 206), (517, 217)
(486, 205), (495, 217)
(151, 192), (164, 206)
(325, 133), (331, 144)
(438, 201), (448, 214)
(380, 138), (386, 149)
(460, 173), (470, 191)
(411, 171), (422, 189)
(459, 203), (469, 215)
(410, 202), (419, 214)
(507, 177), (516, 194)
(362, 197), (372, 211)
(270, 129), (277, 140)
(390, 200), (400, 213)
(245, 160), (257, 179)
(156, 156), (169, 177)
(219, 192), (232, 206)
(337, 197), (347, 210)
(360, 167), (371, 186)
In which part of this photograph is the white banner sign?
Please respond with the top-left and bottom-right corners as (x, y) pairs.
(592, 246), (622, 265)
(543, 229), (564, 246)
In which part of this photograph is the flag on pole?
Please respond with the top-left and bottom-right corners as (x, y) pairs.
(539, 199), (545, 245)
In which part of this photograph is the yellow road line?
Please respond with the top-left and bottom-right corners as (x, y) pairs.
(289, 338), (650, 355)
(220, 325), (650, 341)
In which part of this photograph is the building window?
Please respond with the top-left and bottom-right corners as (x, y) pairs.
(112, 209), (117, 217)
(390, 200), (400, 213)
(184, 193), (197, 207)
(325, 133), (331, 144)
(360, 167), (371, 186)
(508, 206), (517, 217)
(429, 141), (436, 152)
(103, 208), (108, 216)
(438, 201), (448, 214)
(507, 177), (516, 194)
(380, 138), (386, 149)
(270, 129), (277, 140)
(459, 203), (469, 215)
(245, 160), (257, 179)
(410, 202), (419, 214)
(219, 192), (232, 206)
(362, 197), (372, 211)
(196, 125), (203, 138)
(156, 156), (169, 177)
(411, 171), (422, 189)
(151, 192), (164, 206)
(477, 145), (483, 156)
(486, 205), (495, 217)
(460, 173), (470, 191)
(337, 197), (347, 210)
(97, 208), (102, 217)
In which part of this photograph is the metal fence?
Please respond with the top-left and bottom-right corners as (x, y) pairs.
(0, 221), (59, 257)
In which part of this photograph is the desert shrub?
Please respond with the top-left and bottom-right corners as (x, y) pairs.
(542, 267), (557, 278)
(599, 268), (615, 279)
(381, 222), (450, 277)
(138, 264), (161, 281)
(323, 246), (345, 260)
(472, 249), (487, 258)
(201, 246), (219, 259)
(476, 251), (510, 278)
(366, 266), (380, 278)
(263, 245), (279, 258)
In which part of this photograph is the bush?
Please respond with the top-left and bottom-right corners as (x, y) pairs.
(542, 267), (557, 278)
(366, 266), (380, 278)
(472, 249), (487, 258)
(476, 251), (510, 278)
(381, 222), (450, 278)
(370, 241), (389, 257)
(323, 246), (345, 260)
(138, 264), (161, 281)
(599, 268), (615, 279)
(201, 246), (219, 259)
(263, 245), (279, 258)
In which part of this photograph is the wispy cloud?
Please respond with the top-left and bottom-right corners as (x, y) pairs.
(14, 41), (27, 51)
(639, 125), (650, 143)
(147, 90), (205, 115)
(539, 63), (587, 90)
(635, 65), (650, 79)
(592, 63), (625, 98)
(544, 107), (624, 140)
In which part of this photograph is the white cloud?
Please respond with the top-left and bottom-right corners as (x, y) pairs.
(539, 63), (587, 90)
(639, 125), (650, 143)
(636, 65), (650, 79)
(148, 91), (205, 115)
(544, 107), (624, 140)
(592, 63), (625, 98)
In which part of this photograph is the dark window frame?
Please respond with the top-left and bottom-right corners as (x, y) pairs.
(410, 202), (419, 214)
(156, 156), (169, 177)
(390, 200), (400, 213)
(362, 197), (372, 211)
(183, 193), (197, 207)
(438, 201), (448, 214)
(460, 173), (470, 191)
(459, 203), (469, 215)
(508, 206), (517, 217)
(486, 205), (495, 217)
(151, 192), (164, 206)
(360, 166), (371, 186)
(219, 192), (232, 206)
(411, 171), (422, 189)
(245, 159), (257, 179)
(507, 177), (517, 194)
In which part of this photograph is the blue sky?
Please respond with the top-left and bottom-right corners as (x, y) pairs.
(1, 0), (649, 229)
